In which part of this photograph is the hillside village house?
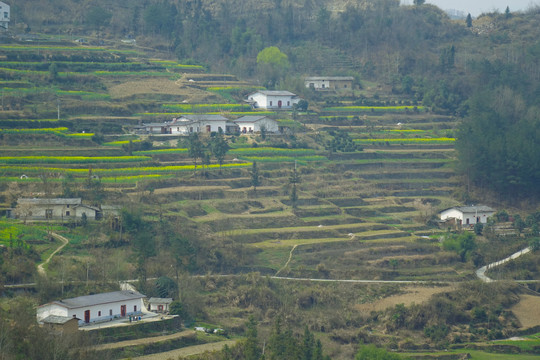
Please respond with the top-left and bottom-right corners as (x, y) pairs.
(37, 290), (146, 325)
(144, 115), (237, 135)
(0, 1), (9, 30)
(304, 76), (354, 90)
(234, 115), (279, 134)
(245, 90), (300, 110)
(439, 205), (495, 226)
(147, 297), (173, 313)
(15, 198), (101, 221)
(41, 315), (80, 333)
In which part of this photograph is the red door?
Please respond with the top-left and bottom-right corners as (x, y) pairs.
(121, 305), (126, 317)
(84, 310), (90, 323)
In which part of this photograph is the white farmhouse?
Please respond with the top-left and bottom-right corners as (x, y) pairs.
(147, 297), (173, 313)
(440, 205), (495, 226)
(15, 198), (101, 221)
(234, 115), (279, 134)
(304, 76), (354, 90)
(143, 115), (237, 135)
(246, 90), (300, 110)
(0, 2), (10, 30)
(37, 290), (146, 325)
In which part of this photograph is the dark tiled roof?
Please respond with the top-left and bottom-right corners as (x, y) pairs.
(251, 90), (296, 97)
(50, 290), (145, 309)
(42, 315), (78, 324)
(181, 114), (228, 121)
(18, 198), (81, 206)
(234, 115), (268, 123)
(148, 297), (173, 304)
(304, 76), (354, 81)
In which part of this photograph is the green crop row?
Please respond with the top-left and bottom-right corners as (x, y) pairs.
(133, 148), (188, 155)
(238, 156), (327, 163)
(0, 162), (251, 176)
(162, 103), (251, 111)
(0, 127), (93, 138)
(354, 137), (455, 143)
(102, 140), (141, 146)
(139, 111), (275, 117)
(230, 147), (316, 156)
(324, 105), (425, 112)
(0, 156), (151, 164)
(0, 45), (138, 54)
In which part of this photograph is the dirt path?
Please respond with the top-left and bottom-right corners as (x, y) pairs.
(275, 244), (298, 276)
(125, 340), (238, 360)
(93, 330), (196, 351)
(37, 232), (69, 276)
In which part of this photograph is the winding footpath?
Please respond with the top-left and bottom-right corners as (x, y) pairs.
(476, 246), (532, 283)
(37, 232), (69, 276)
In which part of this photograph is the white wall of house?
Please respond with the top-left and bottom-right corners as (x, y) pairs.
(19, 203), (76, 219)
(198, 120), (228, 133)
(0, 2), (10, 30)
(236, 118), (279, 133)
(38, 298), (144, 324)
(249, 93), (298, 109)
(304, 77), (354, 90)
(440, 208), (494, 225)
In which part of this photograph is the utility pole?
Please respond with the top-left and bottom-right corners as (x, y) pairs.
(57, 98), (60, 120)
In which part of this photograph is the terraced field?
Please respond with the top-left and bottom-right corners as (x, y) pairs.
(0, 42), (467, 285)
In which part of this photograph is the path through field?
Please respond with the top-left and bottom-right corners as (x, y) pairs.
(125, 340), (238, 360)
(476, 246), (532, 282)
(37, 232), (69, 276)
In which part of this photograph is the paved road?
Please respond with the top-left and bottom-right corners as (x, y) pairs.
(476, 246), (532, 282)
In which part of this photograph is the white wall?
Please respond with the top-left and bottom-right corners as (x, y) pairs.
(37, 298), (145, 324)
(249, 93), (297, 109)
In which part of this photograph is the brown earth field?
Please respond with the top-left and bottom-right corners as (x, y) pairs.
(126, 340), (238, 360)
(510, 294), (540, 329)
(353, 285), (455, 313)
(108, 79), (217, 102)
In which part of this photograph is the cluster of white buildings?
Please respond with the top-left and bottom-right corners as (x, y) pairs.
(142, 114), (280, 135)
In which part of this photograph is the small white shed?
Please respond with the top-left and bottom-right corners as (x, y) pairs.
(234, 115), (279, 134)
(147, 297), (173, 313)
(246, 91), (300, 110)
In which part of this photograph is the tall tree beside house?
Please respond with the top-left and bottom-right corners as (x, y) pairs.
(188, 133), (205, 174)
(256, 46), (290, 88)
(210, 134), (229, 173)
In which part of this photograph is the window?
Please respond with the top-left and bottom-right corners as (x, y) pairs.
(270, 101), (273, 106)
(134, 305), (137, 312)
(45, 209), (53, 219)
(109, 309), (113, 316)
(344, 85), (348, 88)
(66, 211), (70, 216)
(67, 204), (70, 208)
(287, 101), (290, 106)
(98, 311), (101, 316)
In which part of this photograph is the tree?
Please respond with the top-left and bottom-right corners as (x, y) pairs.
(210, 134), (229, 173)
(188, 133), (205, 174)
(505, 6), (511, 19)
(256, 46), (290, 88)
(85, 6), (112, 35)
(250, 161), (260, 194)
(413, 0), (426, 5)
(356, 344), (401, 360)
(243, 316), (261, 360)
(289, 162), (299, 209)
(466, 13), (473, 28)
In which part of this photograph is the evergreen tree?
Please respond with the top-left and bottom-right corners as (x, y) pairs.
(466, 13), (473, 27)
(250, 161), (261, 195)
(210, 133), (229, 173)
